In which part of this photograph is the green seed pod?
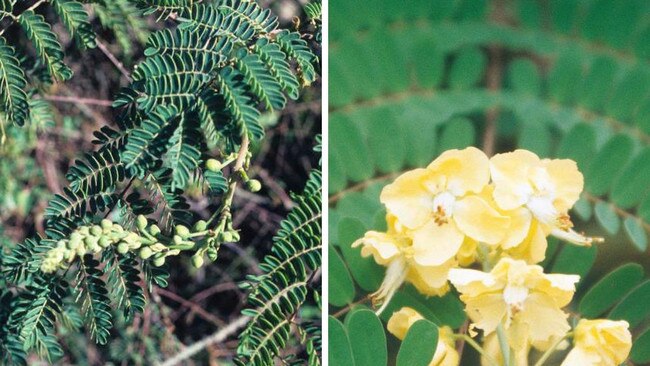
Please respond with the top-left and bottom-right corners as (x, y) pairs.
(90, 225), (103, 236)
(149, 224), (161, 236)
(173, 235), (183, 245)
(206, 158), (222, 172)
(231, 231), (240, 242)
(139, 247), (153, 259)
(175, 225), (190, 238)
(101, 219), (113, 230)
(246, 179), (262, 192)
(207, 247), (218, 261)
(136, 215), (148, 231)
(191, 254), (204, 268)
(152, 256), (166, 267)
(193, 220), (208, 232)
(117, 242), (129, 254)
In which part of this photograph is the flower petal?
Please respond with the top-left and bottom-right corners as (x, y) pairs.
(352, 231), (401, 265)
(407, 260), (454, 296)
(538, 273), (580, 307)
(412, 221), (465, 266)
(448, 268), (498, 295)
(490, 150), (539, 210)
(464, 292), (507, 335)
(381, 169), (435, 229)
(561, 346), (602, 366)
(386, 307), (424, 340)
(515, 292), (571, 346)
(454, 195), (510, 245)
(427, 147), (490, 196)
(500, 208), (533, 249)
(504, 219), (548, 264)
(542, 158), (584, 212)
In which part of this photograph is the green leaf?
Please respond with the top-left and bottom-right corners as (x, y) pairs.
(437, 117), (475, 152)
(396, 319), (438, 366)
(329, 316), (356, 366)
(330, 114), (373, 183)
(631, 327), (650, 363)
(556, 123), (596, 171)
(0, 37), (29, 126)
(610, 147), (650, 209)
(609, 280), (650, 328)
(507, 58), (541, 95)
(585, 134), (634, 196)
(19, 11), (72, 80)
(347, 309), (387, 366)
(51, 0), (97, 49)
(337, 218), (384, 292)
(550, 244), (596, 280)
(329, 245), (355, 307)
(594, 201), (620, 235)
(623, 217), (647, 252)
(448, 48), (486, 89)
(578, 263), (644, 318)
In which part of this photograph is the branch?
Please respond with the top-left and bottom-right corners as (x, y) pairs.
(42, 95), (113, 107)
(157, 315), (250, 366)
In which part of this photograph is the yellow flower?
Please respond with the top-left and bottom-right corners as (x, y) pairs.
(387, 307), (460, 366)
(353, 214), (454, 313)
(490, 150), (602, 247)
(380, 147), (509, 266)
(476, 185), (549, 264)
(448, 257), (579, 351)
(561, 319), (632, 366)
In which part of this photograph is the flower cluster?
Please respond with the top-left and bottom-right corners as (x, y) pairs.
(353, 147), (630, 365)
(40, 214), (239, 273)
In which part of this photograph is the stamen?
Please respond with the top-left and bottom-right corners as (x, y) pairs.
(557, 213), (573, 231)
(371, 259), (407, 315)
(551, 227), (604, 247)
(433, 205), (449, 226)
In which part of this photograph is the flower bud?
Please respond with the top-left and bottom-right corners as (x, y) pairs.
(84, 236), (99, 247)
(117, 242), (129, 254)
(206, 159), (222, 172)
(152, 256), (166, 267)
(99, 236), (111, 248)
(139, 247), (153, 259)
(191, 254), (204, 268)
(136, 215), (148, 231)
(173, 235), (184, 245)
(246, 179), (262, 192)
(90, 225), (103, 236)
(149, 224), (161, 236)
(175, 225), (190, 238)
(207, 247), (218, 261)
(193, 220), (208, 232)
(221, 231), (234, 242)
(101, 219), (113, 230)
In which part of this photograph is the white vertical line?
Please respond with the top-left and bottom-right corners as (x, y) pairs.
(320, 0), (330, 364)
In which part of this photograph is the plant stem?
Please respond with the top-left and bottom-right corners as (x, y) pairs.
(497, 324), (512, 366)
(454, 334), (500, 366)
(533, 332), (572, 366)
